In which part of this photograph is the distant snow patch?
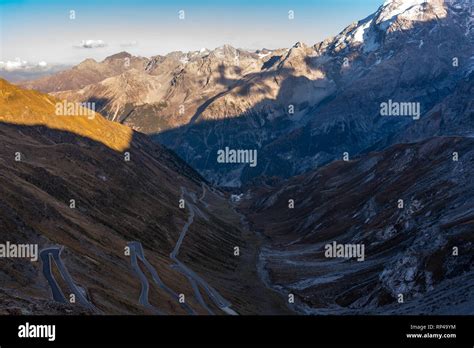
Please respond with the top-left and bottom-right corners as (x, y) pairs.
(353, 19), (373, 43)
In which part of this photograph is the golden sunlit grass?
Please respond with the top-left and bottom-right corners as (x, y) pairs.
(0, 78), (132, 152)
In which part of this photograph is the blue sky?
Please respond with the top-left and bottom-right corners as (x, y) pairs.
(0, 0), (384, 64)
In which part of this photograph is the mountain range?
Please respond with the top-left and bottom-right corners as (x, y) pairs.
(18, 0), (474, 187)
(1, 0), (473, 315)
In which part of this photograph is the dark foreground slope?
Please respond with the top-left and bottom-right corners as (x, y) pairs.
(242, 136), (474, 314)
(0, 79), (287, 315)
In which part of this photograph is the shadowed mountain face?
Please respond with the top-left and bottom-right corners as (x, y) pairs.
(241, 136), (474, 314)
(0, 79), (287, 315)
(155, 0), (473, 186)
(21, 0), (473, 186)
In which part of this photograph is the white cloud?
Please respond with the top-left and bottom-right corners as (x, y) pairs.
(75, 40), (107, 49)
(0, 58), (48, 71)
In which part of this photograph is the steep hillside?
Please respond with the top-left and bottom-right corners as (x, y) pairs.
(0, 78), (132, 151)
(0, 79), (286, 315)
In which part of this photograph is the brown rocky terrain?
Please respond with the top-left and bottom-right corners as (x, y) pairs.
(0, 79), (288, 315)
(19, 52), (149, 93)
(25, 46), (268, 133)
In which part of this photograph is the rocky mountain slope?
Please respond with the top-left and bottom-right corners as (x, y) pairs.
(157, 0), (473, 186)
(27, 46), (269, 133)
(0, 79), (287, 315)
(20, 0), (473, 186)
(240, 135), (474, 314)
(19, 52), (149, 93)
(0, 79), (132, 151)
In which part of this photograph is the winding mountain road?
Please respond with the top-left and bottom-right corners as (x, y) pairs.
(40, 184), (238, 315)
(128, 241), (196, 315)
(169, 186), (239, 315)
(40, 246), (97, 311)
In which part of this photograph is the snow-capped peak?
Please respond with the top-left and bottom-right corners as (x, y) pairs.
(331, 0), (456, 53)
(375, 0), (448, 29)
(379, 0), (428, 21)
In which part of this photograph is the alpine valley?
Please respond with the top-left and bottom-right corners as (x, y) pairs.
(1, 0), (473, 315)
